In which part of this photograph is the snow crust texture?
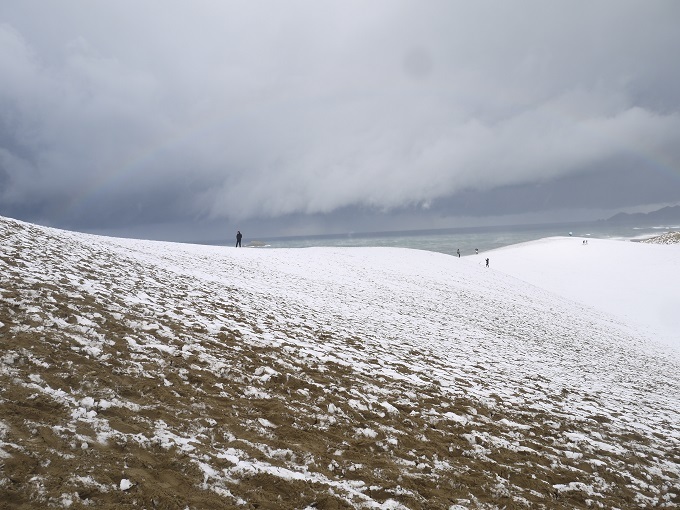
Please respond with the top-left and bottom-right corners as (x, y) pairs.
(1, 216), (679, 509)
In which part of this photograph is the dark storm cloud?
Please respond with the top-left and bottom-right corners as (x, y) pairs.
(432, 163), (680, 218)
(1, 0), (679, 237)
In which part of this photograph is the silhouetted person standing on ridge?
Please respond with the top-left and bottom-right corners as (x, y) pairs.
(485, 258), (489, 268)
(236, 230), (242, 248)
(457, 249), (460, 258)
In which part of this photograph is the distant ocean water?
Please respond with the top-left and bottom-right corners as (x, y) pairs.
(223, 221), (678, 257)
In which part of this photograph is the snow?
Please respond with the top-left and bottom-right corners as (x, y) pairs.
(483, 236), (680, 351)
(1, 216), (679, 508)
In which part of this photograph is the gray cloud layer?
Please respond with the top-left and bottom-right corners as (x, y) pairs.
(1, 1), (679, 237)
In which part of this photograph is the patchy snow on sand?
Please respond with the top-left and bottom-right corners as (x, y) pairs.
(1, 216), (679, 508)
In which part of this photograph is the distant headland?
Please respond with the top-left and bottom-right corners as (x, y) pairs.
(600, 205), (680, 226)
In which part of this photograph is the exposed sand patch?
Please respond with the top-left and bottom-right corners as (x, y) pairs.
(639, 231), (680, 244)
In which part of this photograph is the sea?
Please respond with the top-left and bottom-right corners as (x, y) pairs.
(238, 221), (677, 258)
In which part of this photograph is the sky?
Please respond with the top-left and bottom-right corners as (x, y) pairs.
(1, 0), (680, 242)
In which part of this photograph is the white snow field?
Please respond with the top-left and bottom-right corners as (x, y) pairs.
(482, 237), (680, 352)
(1, 216), (679, 509)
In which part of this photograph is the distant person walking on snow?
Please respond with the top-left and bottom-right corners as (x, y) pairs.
(236, 230), (242, 248)
(457, 249), (460, 258)
(485, 258), (489, 268)
(475, 248), (479, 255)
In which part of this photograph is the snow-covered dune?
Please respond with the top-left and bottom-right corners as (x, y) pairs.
(1, 217), (679, 509)
(482, 237), (680, 351)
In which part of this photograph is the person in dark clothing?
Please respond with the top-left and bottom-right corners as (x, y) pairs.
(236, 230), (242, 248)
(485, 258), (489, 268)
(457, 249), (460, 258)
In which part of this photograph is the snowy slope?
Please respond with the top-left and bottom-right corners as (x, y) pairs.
(481, 237), (680, 351)
(1, 217), (679, 509)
